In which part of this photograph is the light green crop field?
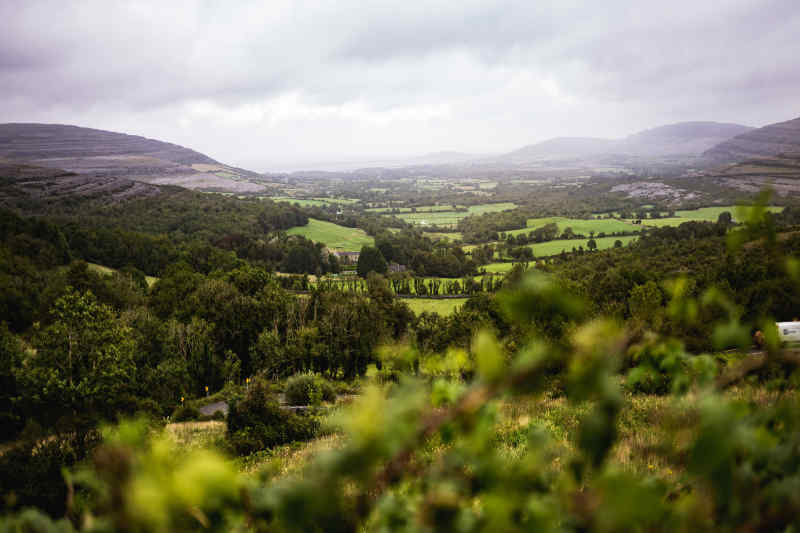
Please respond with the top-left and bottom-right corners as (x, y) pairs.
(397, 212), (466, 226)
(527, 235), (637, 257)
(87, 263), (159, 287)
(271, 197), (332, 207)
(404, 298), (468, 316)
(466, 202), (517, 215)
(423, 231), (464, 241)
(271, 196), (360, 207)
(397, 203), (517, 227)
(477, 262), (519, 273)
(286, 219), (374, 251)
(506, 216), (641, 237)
(367, 205), (461, 213)
(633, 206), (784, 227)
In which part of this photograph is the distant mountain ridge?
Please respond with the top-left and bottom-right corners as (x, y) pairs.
(0, 123), (216, 164)
(500, 137), (614, 163)
(495, 121), (753, 165)
(0, 123), (266, 192)
(703, 117), (800, 162)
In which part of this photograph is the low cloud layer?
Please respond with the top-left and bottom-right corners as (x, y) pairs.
(2, 0), (799, 170)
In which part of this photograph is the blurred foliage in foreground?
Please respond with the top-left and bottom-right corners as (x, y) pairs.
(3, 195), (800, 532)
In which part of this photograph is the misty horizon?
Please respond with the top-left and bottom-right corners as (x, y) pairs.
(2, 1), (799, 172)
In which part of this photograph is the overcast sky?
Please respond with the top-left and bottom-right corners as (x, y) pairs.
(2, 0), (799, 171)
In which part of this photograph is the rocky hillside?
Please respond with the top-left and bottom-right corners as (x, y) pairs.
(703, 117), (800, 163)
(0, 123), (268, 192)
(0, 157), (162, 213)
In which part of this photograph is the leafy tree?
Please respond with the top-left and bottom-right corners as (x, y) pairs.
(0, 323), (23, 440)
(717, 210), (733, 227)
(20, 289), (136, 429)
(357, 245), (388, 277)
(226, 378), (318, 454)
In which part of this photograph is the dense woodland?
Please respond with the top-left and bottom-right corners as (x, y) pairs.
(3, 178), (800, 530)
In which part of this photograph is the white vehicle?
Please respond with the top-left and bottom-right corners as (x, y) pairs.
(777, 322), (800, 345)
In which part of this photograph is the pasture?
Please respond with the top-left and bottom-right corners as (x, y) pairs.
(395, 202), (517, 227)
(527, 235), (637, 257)
(405, 298), (468, 316)
(286, 219), (374, 251)
(366, 205), (461, 213)
(271, 196), (359, 207)
(477, 262), (519, 273)
(423, 231), (464, 241)
(634, 205), (784, 227)
(506, 216), (640, 237)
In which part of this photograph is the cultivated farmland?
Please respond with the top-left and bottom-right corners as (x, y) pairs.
(506, 216), (641, 237)
(286, 218), (374, 251)
(405, 298), (468, 316)
(526, 235), (637, 257)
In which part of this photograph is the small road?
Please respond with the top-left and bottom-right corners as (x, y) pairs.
(198, 401), (229, 416)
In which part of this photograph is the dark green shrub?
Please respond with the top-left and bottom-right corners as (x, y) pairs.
(227, 379), (318, 455)
(171, 404), (200, 422)
(0, 431), (101, 516)
(376, 367), (401, 384)
(284, 372), (336, 406)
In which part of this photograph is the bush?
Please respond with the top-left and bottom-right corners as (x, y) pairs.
(170, 404), (200, 422)
(284, 372), (336, 406)
(0, 431), (101, 516)
(227, 379), (318, 455)
(376, 367), (401, 384)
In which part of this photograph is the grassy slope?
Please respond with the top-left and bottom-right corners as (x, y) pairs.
(87, 262), (159, 287)
(286, 219), (374, 251)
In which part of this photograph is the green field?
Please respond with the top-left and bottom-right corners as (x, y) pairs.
(271, 196), (359, 207)
(477, 262), (519, 273)
(286, 219), (374, 251)
(527, 235), (637, 257)
(396, 202), (517, 227)
(632, 206), (784, 227)
(506, 216), (640, 237)
(423, 231), (464, 241)
(404, 298), (468, 316)
(367, 205), (461, 213)
(87, 263), (159, 287)
(466, 202), (517, 215)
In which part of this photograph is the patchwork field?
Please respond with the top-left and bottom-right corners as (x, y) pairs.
(477, 262), (519, 273)
(506, 216), (641, 237)
(366, 205), (462, 213)
(526, 235), (637, 257)
(286, 219), (374, 251)
(423, 231), (464, 241)
(404, 298), (468, 316)
(395, 202), (517, 227)
(271, 196), (359, 207)
(632, 205), (784, 227)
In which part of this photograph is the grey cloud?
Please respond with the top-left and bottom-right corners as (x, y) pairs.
(1, 0), (799, 170)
